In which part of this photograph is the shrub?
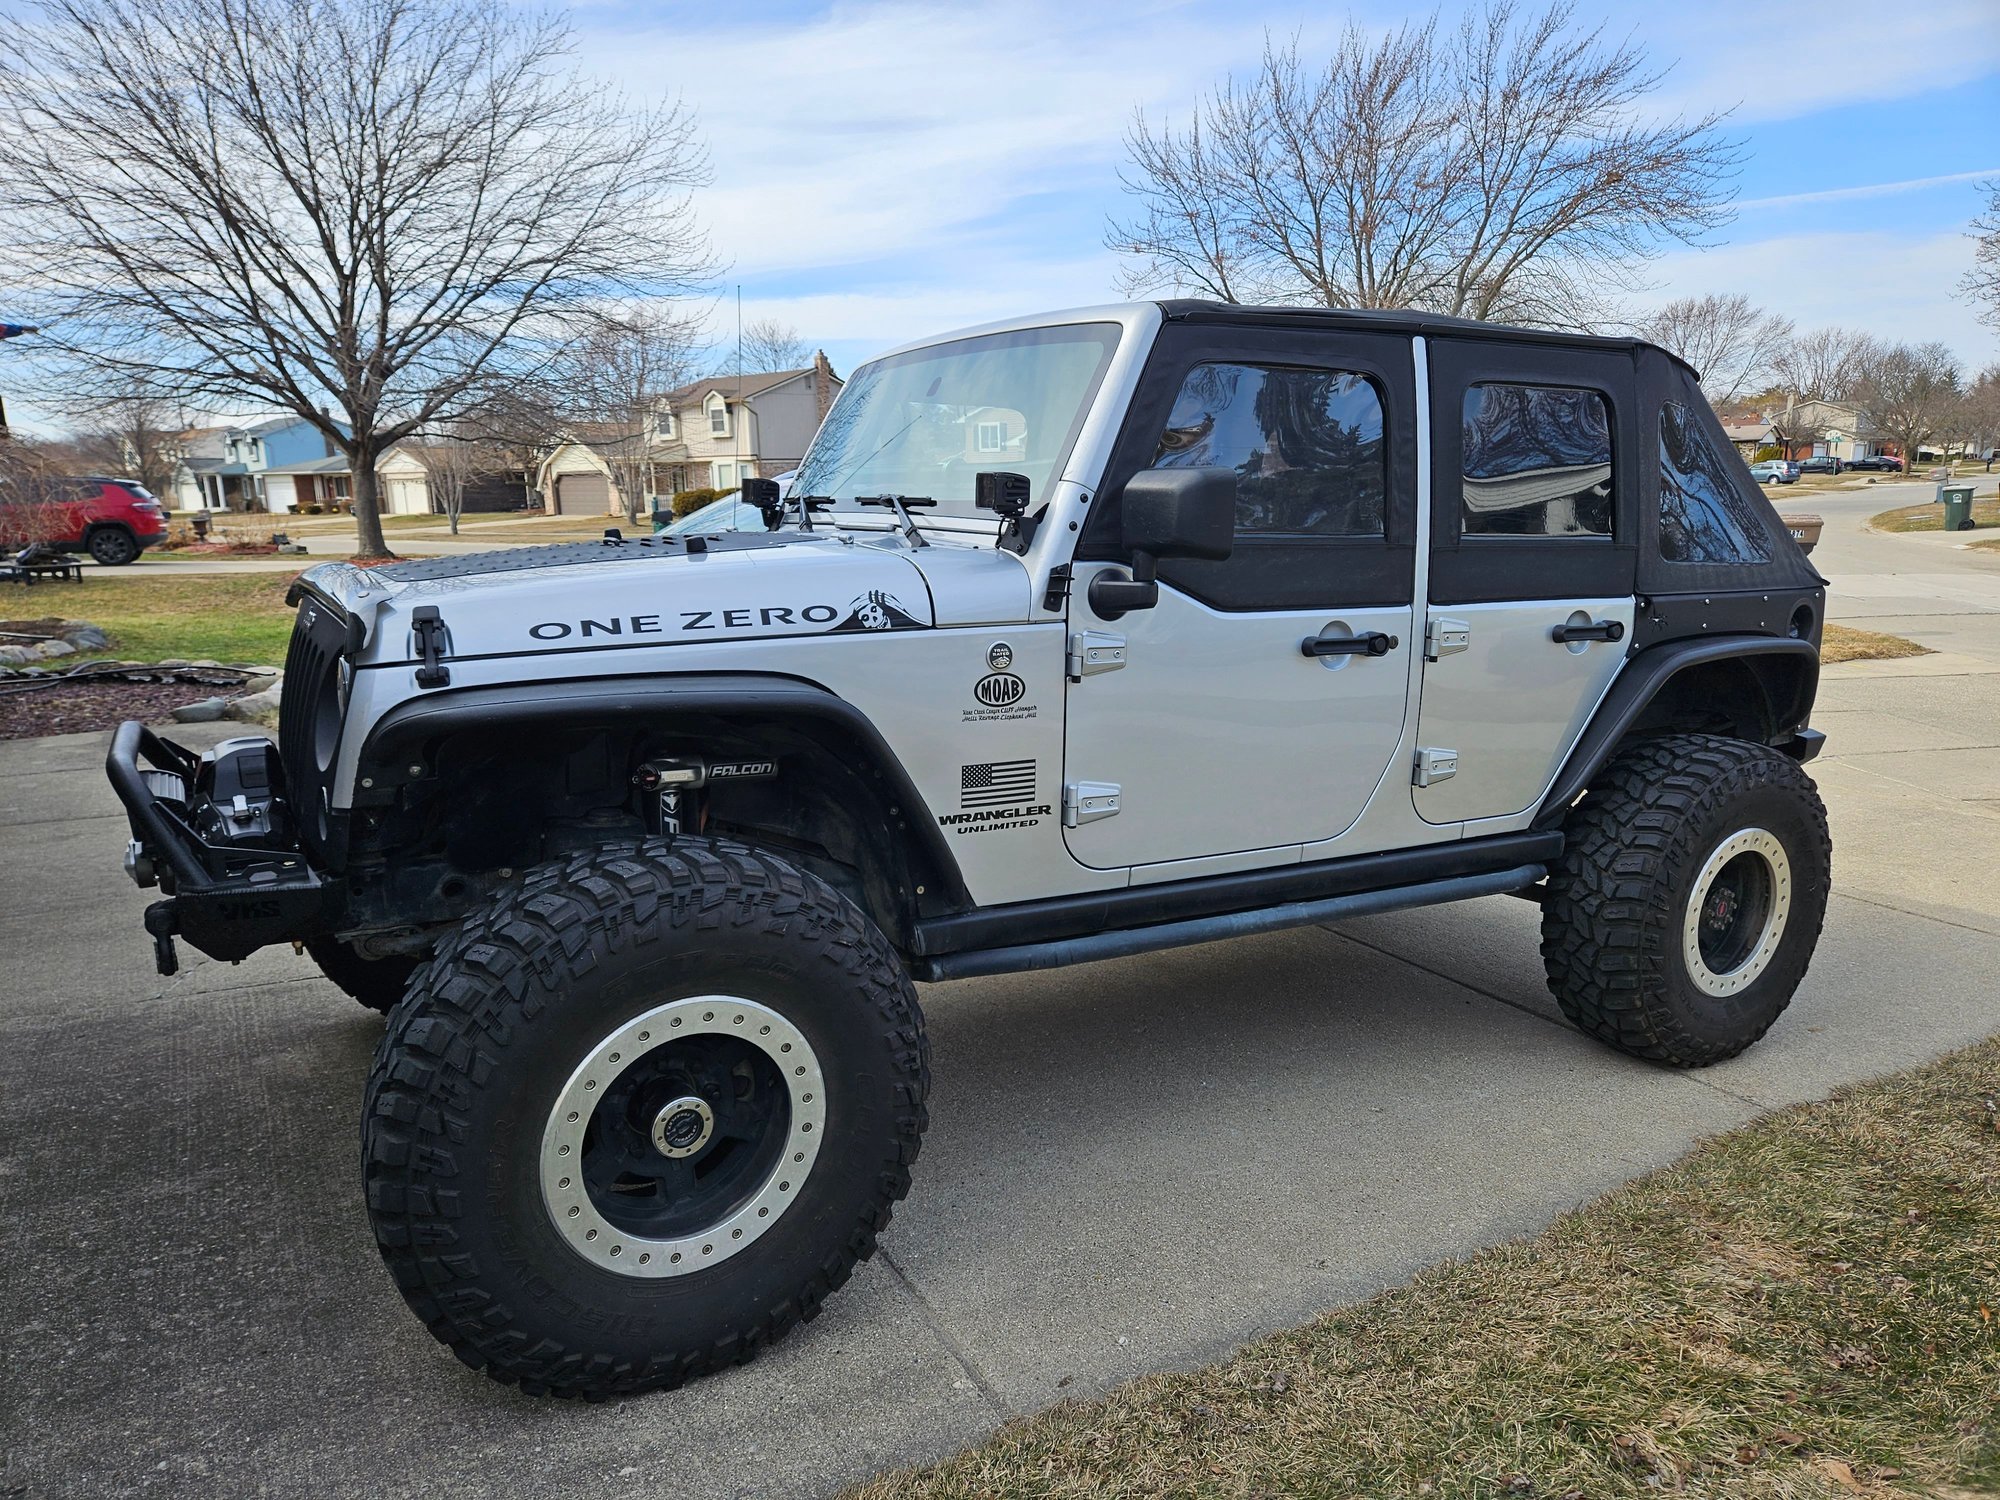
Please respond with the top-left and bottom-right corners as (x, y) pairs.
(1753, 444), (1783, 463)
(670, 486), (738, 518)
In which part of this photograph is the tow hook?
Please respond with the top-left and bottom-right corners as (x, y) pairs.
(143, 900), (179, 977)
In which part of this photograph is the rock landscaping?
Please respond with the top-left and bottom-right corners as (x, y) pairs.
(0, 617), (285, 739)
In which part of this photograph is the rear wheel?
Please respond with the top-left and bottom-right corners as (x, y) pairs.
(362, 838), (928, 1397)
(86, 526), (139, 566)
(1541, 734), (1831, 1067)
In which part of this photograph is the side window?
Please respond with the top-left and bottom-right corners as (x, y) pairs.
(1151, 362), (1385, 538)
(1461, 384), (1612, 538)
(1659, 401), (1771, 564)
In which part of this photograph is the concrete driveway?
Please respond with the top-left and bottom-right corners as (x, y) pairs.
(4, 491), (2000, 1499)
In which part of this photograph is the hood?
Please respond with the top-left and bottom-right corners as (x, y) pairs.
(299, 527), (1030, 666)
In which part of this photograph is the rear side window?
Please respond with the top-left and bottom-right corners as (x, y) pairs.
(1152, 362), (1386, 538)
(1460, 384), (1613, 538)
(1659, 401), (1771, 564)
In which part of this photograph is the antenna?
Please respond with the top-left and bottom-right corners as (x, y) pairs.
(735, 285), (744, 494)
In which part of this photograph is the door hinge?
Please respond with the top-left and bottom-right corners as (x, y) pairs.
(1067, 630), (1127, 681)
(1062, 781), (1121, 827)
(1413, 747), (1459, 787)
(1042, 563), (1073, 614)
(1425, 617), (1470, 661)
(411, 605), (451, 688)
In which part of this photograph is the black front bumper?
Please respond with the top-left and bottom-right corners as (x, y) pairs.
(106, 721), (327, 972)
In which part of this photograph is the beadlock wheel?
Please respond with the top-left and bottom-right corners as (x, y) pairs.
(540, 995), (827, 1277)
(1680, 828), (1792, 997)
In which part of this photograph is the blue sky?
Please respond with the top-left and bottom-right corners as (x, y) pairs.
(575, 0), (2000, 383)
(5, 0), (1997, 429)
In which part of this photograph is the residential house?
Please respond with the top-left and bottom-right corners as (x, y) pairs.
(258, 440), (532, 516)
(168, 415), (350, 512)
(536, 352), (842, 516)
(1718, 417), (1775, 459)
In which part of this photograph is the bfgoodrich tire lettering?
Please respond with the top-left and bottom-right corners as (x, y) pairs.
(1540, 733), (1831, 1067)
(361, 837), (928, 1398)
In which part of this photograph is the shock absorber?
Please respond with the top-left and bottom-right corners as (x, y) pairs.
(631, 760), (706, 838)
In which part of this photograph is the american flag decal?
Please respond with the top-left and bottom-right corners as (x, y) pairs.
(960, 759), (1036, 809)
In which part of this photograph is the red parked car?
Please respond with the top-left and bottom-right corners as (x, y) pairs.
(5, 475), (168, 565)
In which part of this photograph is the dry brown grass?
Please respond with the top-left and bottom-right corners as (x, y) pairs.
(848, 1037), (2000, 1500)
(1820, 624), (1932, 665)
(1869, 496), (2000, 534)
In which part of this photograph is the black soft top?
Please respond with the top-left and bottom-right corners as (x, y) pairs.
(1155, 299), (1697, 376)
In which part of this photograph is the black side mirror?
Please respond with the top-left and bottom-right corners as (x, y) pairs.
(739, 476), (784, 529)
(1088, 466), (1236, 618)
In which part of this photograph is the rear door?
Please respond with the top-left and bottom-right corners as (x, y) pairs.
(1061, 323), (1418, 869)
(1411, 340), (1638, 826)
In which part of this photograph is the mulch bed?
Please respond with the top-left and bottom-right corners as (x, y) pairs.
(0, 677), (238, 741)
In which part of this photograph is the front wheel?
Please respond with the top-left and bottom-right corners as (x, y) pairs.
(362, 838), (929, 1397)
(1541, 734), (1831, 1067)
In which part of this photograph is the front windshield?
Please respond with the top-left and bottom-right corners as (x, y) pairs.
(793, 322), (1121, 520)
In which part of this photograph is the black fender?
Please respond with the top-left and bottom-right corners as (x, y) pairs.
(1534, 635), (1820, 829)
(349, 670), (972, 917)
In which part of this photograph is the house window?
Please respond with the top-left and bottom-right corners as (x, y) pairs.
(708, 399), (728, 436)
(1460, 383), (1613, 538)
(974, 421), (1007, 454)
(328, 474), (352, 502)
(713, 462), (736, 489)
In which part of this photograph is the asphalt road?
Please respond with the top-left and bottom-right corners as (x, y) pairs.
(4, 483), (1999, 1499)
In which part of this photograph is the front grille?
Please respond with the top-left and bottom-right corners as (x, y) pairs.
(278, 591), (350, 856)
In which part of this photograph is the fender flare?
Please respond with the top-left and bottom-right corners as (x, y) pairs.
(1534, 635), (1820, 829)
(351, 671), (971, 909)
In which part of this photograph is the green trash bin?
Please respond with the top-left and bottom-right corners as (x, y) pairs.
(1940, 483), (1975, 532)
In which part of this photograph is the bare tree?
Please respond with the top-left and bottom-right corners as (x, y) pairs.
(1856, 342), (1962, 472)
(558, 305), (706, 525)
(412, 431), (485, 535)
(1770, 326), (1884, 405)
(1639, 294), (1792, 405)
(0, 432), (68, 546)
(738, 319), (808, 374)
(1107, 2), (1739, 326)
(1962, 179), (2000, 331)
(0, 0), (711, 559)
(1959, 364), (2000, 464)
(64, 388), (184, 496)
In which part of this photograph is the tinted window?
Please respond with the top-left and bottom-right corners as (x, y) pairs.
(1152, 363), (1385, 538)
(1659, 401), (1770, 564)
(1460, 384), (1612, 538)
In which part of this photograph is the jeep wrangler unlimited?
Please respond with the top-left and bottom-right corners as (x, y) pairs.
(109, 302), (1830, 1398)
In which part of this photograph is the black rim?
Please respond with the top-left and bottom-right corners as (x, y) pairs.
(1696, 851), (1775, 977)
(91, 530), (135, 563)
(579, 1034), (791, 1240)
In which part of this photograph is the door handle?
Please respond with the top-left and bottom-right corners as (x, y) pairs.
(1301, 631), (1398, 658)
(1550, 620), (1625, 644)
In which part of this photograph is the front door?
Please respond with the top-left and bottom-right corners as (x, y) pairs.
(1411, 341), (1639, 826)
(1062, 327), (1419, 870)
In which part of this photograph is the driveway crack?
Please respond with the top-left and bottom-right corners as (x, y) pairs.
(876, 1247), (1013, 1420)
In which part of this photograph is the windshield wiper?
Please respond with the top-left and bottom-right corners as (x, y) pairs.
(856, 494), (936, 547)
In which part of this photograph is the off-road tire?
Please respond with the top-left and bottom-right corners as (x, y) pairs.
(304, 935), (420, 1015)
(361, 837), (929, 1398)
(1541, 733), (1831, 1067)
(86, 526), (138, 566)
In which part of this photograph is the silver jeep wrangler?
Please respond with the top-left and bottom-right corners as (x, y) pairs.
(109, 301), (1831, 1397)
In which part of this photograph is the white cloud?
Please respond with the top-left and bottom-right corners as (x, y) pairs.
(1627, 0), (2000, 124)
(1740, 169), (2000, 211)
(1641, 229), (2000, 370)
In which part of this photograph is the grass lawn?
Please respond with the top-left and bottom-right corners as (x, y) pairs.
(851, 1037), (2000, 1500)
(11, 572), (299, 666)
(1820, 624), (1932, 664)
(1868, 496), (2000, 534)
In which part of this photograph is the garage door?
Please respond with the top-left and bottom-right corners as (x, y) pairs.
(387, 477), (428, 515)
(556, 473), (609, 515)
